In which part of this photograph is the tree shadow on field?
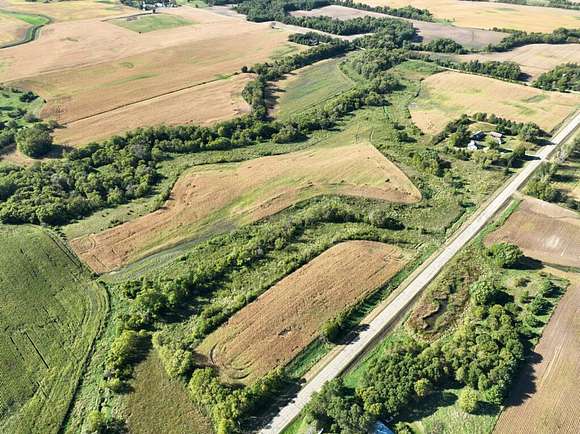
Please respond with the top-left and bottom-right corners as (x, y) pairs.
(514, 255), (543, 270)
(503, 350), (543, 407)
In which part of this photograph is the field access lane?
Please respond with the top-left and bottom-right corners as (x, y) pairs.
(260, 111), (580, 434)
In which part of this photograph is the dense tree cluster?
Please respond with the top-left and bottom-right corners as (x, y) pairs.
(488, 27), (580, 52)
(487, 242), (524, 268)
(412, 38), (467, 54)
(288, 31), (337, 45)
(282, 15), (416, 36)
(15, 124), (53, 158)
(333, 0), (434, 21)
(534, 63), (580, 92)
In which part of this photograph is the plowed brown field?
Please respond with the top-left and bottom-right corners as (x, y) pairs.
(197, 241), (409, 384)
(70, 142), (421, 273)
(485, 197), (580, 268)
(494, 272), (580, 434)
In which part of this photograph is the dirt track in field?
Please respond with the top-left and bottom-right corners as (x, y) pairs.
(70, 142), (421, 273)
(494, 271), (580, 434)
(290, 5), (506, 49)
(485, 196), (580, 268)
(411, 71), (580, 134)
(197, 241), (408, 384)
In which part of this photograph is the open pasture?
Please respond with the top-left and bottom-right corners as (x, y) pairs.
(53, 73), (252, 145)
(70, 141), (421, 273)
(494, 271), (580, 434)
(450, 44), (580, 81)
(411, 71), (580, 134)
(0, 0), (132, 22)
(271, 57), (355, 119)
(359, 0), (580, 33)
(290, 5), (506, 49)
(485, 197), (580, 268)
(198, 241), (408, 384)
(0, 225), (105, 433)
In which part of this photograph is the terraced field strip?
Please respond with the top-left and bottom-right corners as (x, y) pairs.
(411, 71), (580, 134)
(485, 196), (580, 268)
(71, 142), (421, 273)
(0, 225), (106, 433)
(359, 0), (580, 32)
(198, 241), (409, 384)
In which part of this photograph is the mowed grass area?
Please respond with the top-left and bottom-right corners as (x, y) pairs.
(198, 241), (409, 384)
(124, 351), (213, 434)
(359, 0), (580, 32)
(271, 58), (354, 119)
(110, 13), (195, 33)
(0, 225), (106, 433)
(411, 71), (580, 134)
(70, 140), (421, 273)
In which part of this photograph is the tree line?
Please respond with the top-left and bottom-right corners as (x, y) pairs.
(534, 63), (580, 92)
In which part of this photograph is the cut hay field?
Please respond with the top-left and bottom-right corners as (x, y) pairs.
(410, 71), (580, 134)
(271, 57), (354, 119)
(485, 197), (580, 268)
(450, 44), (580, 81)
(198, 241), (408, 384)
(125, 351), (213, 434)
(110, 13), (194, 33)
(0, 11), (32, 47)
(290, 5), (506, 49)
(359, 0), (580, 32)
(70, 141), (421, 273)
(0, 225), (106, 433)
(1, 0), (132, 22)
(494, 271), (580, 434)
(0, 7), (297, 145)
(53, 73), (253, 145)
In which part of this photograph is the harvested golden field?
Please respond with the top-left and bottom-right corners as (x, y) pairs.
(452, 44), (580, 80)
(1, 0), (132, 22)
(70, 142), (421, 273)
(359, 0), (580, 32)
(198, 241), (408, 384)
(411, 71), (580, 134)
(290, 5), (506, 49)
(494, 272), (580, 434)
(0, 12), (29, 47)
(1, 8), (296, 145)
(53, 73), (252, 145)
(485, 197), (580, 268)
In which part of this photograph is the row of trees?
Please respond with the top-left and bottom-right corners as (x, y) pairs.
(282, 15), (417, 36)
(534, 63), (580, 92)
(487, 27), (580, 52)
(411, 38), (467, 54)
(461, 0), (580, 11)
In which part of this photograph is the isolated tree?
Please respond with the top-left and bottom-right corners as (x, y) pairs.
(15, 125), (52, 158)
(518, 123), (541, 143)
(488, 242), (523, 268)
(458, 388), (479, 414)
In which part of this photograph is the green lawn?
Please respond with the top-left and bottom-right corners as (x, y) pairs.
(111, 13), (194, 33)
(0, 225), (107, 433)
(272, 57), (355, 120)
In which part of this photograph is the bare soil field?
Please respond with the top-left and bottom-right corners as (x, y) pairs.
(0, 8), (296, 144)
(450, 44), (580, 81)
(494, 271), (580, 434)
(485, 196), (580, 268)
(359, 0), (580, 33)
(0, 0), (132, 22)
(53, 73), (252, 145)
(0, 12), (29, 47)
(70, 142), (421, 273)
(291, 5), (506, 49)
(411, 71), (580, 134)
(197, 241), (409, 384)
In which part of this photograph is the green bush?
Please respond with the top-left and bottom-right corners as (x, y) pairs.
(15, 125), (53, 157)
(488, 242), (523, 268)
(458, 388), (479, 414)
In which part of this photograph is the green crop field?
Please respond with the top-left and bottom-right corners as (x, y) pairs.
(110, 13), (194, 33)
(0, 225), (107, 433)
(272, 57), (354, 119)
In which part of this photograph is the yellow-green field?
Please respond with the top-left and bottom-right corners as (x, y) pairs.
(0, 225), (106, 433)
(110, 13), (195, 33)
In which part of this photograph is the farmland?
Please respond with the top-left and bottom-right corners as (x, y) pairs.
(290, 5), (507, 49)
(0, 0), (132, 22)
(110, 13), (194, 33)
(270, 58), (355, 119)
(485, 196), (580, 268)
(70, 141), (421, 272)
(198, 241), (408, 384)
(411, 71), (580, 134)
(450, 44), (580, 81)
(0, 225), (106, 433)
(359, 0), (580, 32)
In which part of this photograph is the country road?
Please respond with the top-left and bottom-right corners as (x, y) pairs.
(260, 110), (580, 434)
